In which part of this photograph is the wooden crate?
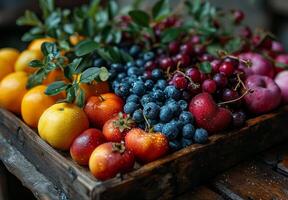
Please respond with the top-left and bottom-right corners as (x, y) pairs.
(0, 106), (287, 200)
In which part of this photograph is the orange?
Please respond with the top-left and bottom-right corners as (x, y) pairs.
(0, 59), (14, 81)
(0, 72), (28, 114)
(80, 81), (110, 99)
(0, 48), (20, 67)
(38, 103), (89, 150)
(15, 50), (43, 73)
(43, 69), (66, 85)
(28, 38), (55, 51)
(69, 34), (85, 46)
(21, 85), (58, 128)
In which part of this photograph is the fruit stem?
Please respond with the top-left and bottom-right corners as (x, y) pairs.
(142, 114), (151, 132)
(112, 142), (126, 154)
(218, 88), (253, 106)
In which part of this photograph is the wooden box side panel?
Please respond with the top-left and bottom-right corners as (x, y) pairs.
(0, 109), (98, 200)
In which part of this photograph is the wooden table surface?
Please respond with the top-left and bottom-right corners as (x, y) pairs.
(1, 132), (288, 200)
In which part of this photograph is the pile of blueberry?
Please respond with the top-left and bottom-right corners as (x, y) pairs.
(93, 45), (209, 151)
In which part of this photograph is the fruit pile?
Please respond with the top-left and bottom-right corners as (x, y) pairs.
(0, 0), (287, 180)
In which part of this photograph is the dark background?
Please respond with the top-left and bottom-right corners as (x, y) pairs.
(0, 0), (287, 49)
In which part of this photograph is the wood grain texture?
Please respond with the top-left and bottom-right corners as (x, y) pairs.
(0, 134), (63, 200)
(0, 106), (287, 200)
(212, 160), (288, 200)
(176, 186), (224, 200)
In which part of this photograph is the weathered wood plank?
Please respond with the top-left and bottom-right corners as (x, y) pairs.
(1, 106), (288, 200)
(176, 186), (224, 200)
(212, 160), (288, 200)
(0, 134), (62, 200)
(0, 109), (98, 200)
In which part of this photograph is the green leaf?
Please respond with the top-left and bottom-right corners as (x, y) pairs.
(161, 27), (183, 43)
(119, 50), (133, 62)
(45, 81), (68, 96)
(96, 49), (113, 63)
(69, 58), (83, 71)
(88, 0), (100, 17)
(99, 67), (110, 81)
(39, 0), (55, 18)
(16, 10), (42, 26)
(26, 69), (46, 89)
(108, 1), (118, 19)
(152, 0), (170, 21)
(199, 62), (212, 74)
(65, 86), (76, 103)
(80, 67), (100, 83)
(41, 42), (57, 57)
(275, 62), (288, 69)
(45, 12), (61, 29)
(75, 88), (85, 108)
(129, 10), (150, 27)
(29, 60), (44, 68)
(225, 37), (243, 53)
(21, 32), (43, 42)
(75, 39), (99, 56)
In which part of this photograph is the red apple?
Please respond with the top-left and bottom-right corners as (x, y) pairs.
(70, 128), (105, 165)
(239, 53), (274, 78)
(244, 75), (281, 114)
(275, 71), (288, 104)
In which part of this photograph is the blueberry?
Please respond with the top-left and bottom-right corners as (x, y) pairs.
(154, 123), (164, 132)
(124, 102), (139, 114)
(115, 83), (130, 97)
(162, 123), (179, 140)
(164, 86), (181, 100)
(117, 73), (126, 80)
(148, 119), (158, 126)
(151, 69), (163, 79)
(111, 63), (124, 72)
(145, 80), (154, 90)
(182, 124), (195, 139)
(93, 58), (106, 67)
(159, 106), (174, 122)
(169, 140), (182, 151)
(136, 59), (145, 67)
(178, 100), (188, 111)
(194, 128), (209, 144)
(109, 68), (117, 79)
(170, 119), (184, 130)
(166, 100), (181, 116)
(126, 94), (140, 103)
(132, 109), (144, 122)
(140, 94), (153, 105)
(132, 81), (146, 96)
(182, 91), (191, 101)
(156, 79), (168, 90)
(129, 45), (141, 57)
(126, 61), (136, 68)
(143, 102), (160, 119)
(179, 111), (194, 124)
(181, 138), (193, 148)
(151, 90), (165, 102)
(143, 51), (155, 61)
(112, 81), (120, 90)
(127, 76), (138, 84)
(127, 67), (141, 76)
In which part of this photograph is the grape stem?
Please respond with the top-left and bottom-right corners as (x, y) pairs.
(218, 88), (253, 106)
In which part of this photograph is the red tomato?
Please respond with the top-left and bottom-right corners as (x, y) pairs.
(89, 142), (135, 180)
(70, 128), (105, 165)
(103, 113), (135, 142)
(125, 128), (169, 163)
(84, 93), (124, 128)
